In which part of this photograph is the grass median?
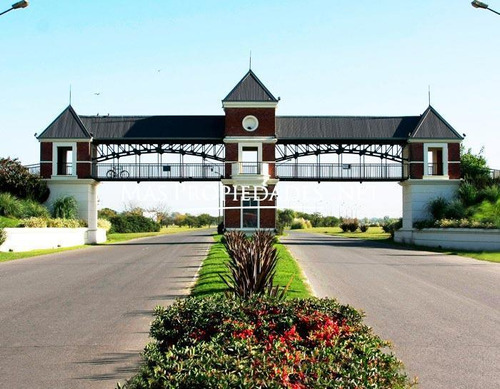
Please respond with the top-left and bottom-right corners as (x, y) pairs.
(191, 234), (312, 299)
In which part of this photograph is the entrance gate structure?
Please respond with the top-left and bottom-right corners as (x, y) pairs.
(36, 70), (463, 242)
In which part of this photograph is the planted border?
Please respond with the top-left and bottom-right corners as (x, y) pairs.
(191, 234), (311, 299)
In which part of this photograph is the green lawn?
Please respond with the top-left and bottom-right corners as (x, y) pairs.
(303, 226), (500, 264)
(0, 226), (209, 262)
(457, 252), (500, 263)
(105, 226), (207, 244)
(302, 226), (391, 241)
(0, 245), (87, 263)
(191, 235), (312, 299)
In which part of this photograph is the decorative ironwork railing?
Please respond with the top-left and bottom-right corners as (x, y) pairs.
(276, 163), (406, 181)
(92, 163), (225, 181)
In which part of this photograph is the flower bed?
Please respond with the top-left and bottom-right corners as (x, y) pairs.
(122, 295), (411, 388)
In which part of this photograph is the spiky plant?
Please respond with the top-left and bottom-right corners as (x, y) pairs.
(220, 230), (285, 300)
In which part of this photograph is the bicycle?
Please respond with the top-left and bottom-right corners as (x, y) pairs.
(106, 167), (130, 179)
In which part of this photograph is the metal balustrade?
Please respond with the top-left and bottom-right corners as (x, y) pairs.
(92, 163), (225, 181)
(276, 163), (406, 181)
(25, 162), (410, 181)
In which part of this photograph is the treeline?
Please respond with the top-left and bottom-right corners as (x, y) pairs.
(98, 207), (219, 232)
(277, 209), (340, 228)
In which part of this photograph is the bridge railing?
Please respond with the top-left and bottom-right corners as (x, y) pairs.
(92, 163), (225, 181)
(276, 163), (406, 181)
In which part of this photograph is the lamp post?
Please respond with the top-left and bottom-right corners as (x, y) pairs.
(471, 0), (500, 15)
(0, 0), (28, 16)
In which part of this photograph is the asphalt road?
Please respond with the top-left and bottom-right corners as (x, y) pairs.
(0, 230), (213, 389)
(282, 231), (500, 389)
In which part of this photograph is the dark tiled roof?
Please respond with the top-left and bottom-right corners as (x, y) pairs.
(275, 116), (421, 141)
(410, 106), (463, 140)
(223, 70), (278, 102)
(38, 105), (462, 143)
(38, 106), (91, 139)
(80, 115), (225, 141)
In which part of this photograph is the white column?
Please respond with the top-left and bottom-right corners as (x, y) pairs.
(399, 179), (460, 231)
(45, 178), (100, 243)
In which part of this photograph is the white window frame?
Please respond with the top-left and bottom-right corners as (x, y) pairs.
(240, 198), (260, 229)
(423, 143), (449, 179)
(52, 142), (77, 177)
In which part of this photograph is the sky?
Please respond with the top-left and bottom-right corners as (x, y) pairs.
(0, 1), (499, 217)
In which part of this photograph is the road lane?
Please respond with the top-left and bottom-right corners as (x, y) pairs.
(0, 230), (213, 389)
(282, 231), (500, 389)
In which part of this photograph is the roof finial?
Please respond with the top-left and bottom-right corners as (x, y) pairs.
(69, 84), (72, 105)
(428, 85), (431, 106)
(249, 50), (252, 70)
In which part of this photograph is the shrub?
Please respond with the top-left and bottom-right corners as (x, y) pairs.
(275, 221), (285, 235)
(221, 231), (282, 300)
(0, 157), (49, 202)
(0, 192), (23, 217)
(428, 197), (449, 221)
(97, 218), (112, 231)
(478, 185), (500, 203)
(413, 219), (435, 230)
(20, 217), (48, 228)
(434, 218), (495, 229)
(290, 218), (312, 230)
(443, 199), (466, 220)
(20, 199), (50, 219)
(98, 207), (118, 220)
(0, 228), (6, 246)
(122, 295), (411, 389)
(359, 224), (368, 233)
(472, 199), (500, 228)
(109, 214), (161, 233)
(382, 218), (402, 237)
(458, 182), (478, 207)
(217, 222), (225, 235)
(340, 218), (359, 232)
(52, 196), (79, 219)
(46, 218), (83, 228)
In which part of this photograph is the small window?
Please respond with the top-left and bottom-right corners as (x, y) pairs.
(242, 199), (258, 228)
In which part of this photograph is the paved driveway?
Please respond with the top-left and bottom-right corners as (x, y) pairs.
(0, 230), (212, 389)
(282, 231), (500, 389)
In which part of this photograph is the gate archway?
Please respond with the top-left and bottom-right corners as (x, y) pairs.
(36, 70), (463, 241)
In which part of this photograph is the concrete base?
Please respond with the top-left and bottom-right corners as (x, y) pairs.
(0, 228), (107, 252)
(45, 178), (99, 231)
(400, 179), (460, 230)
(395, 228), (500, 251)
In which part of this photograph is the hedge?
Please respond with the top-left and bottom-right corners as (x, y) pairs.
(121, 295), (411, 388)
(109, 215), (161, 233)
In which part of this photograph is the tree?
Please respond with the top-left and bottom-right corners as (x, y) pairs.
(0, 157), (49, 202)
(461, 146), (491, 188)
(98, 207), (118, 220)
(197, 213), (214, 227)
(277, 209), (295, 226)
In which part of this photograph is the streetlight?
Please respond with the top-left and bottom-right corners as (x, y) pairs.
(471, 0), (500, 15)
(0, 1), (28, 16)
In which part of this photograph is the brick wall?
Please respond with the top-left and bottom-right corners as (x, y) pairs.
(224, 108), (276, 137)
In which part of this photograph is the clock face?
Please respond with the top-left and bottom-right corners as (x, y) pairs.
(242, 115), (259, 132)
